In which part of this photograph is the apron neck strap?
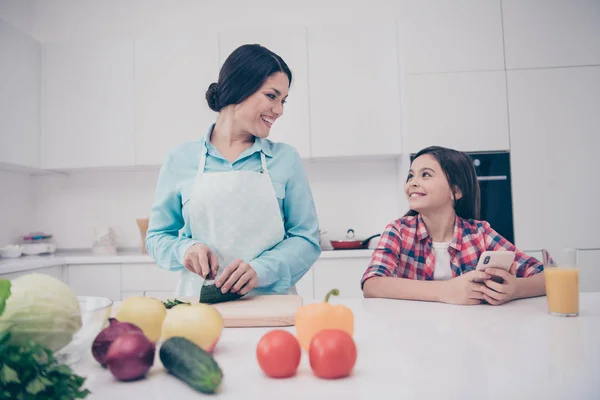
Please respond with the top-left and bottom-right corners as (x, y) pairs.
(198, 145), (208, 174)
(260, 152), (270, 175)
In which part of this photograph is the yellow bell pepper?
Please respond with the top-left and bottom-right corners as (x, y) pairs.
(295, 288), (354, 350)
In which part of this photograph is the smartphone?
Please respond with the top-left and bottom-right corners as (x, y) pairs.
(475, 251), (515, 283)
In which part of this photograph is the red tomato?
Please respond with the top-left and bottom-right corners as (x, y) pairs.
(309, 329), (357, 379)
(256, 330), (301, 378)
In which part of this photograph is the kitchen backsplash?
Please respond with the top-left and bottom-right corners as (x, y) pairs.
(0, 170), (34, 245)
(24, 157), (409, 250)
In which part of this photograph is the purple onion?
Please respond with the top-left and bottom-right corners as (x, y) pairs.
(104, 331), (155, 381)
(92, 319), (143, 367)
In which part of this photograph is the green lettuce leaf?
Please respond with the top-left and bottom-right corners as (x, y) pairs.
(0, 280), (10, 317)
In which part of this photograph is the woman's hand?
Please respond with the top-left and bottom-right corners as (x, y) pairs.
(476, 267), (519, 305)
(183, 243), (219, 279)
(440, 270), (491, 305)
(216, 259), (258, 295)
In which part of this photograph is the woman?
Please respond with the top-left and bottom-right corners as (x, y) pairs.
(362, 146), (545, 305)
(146, 44), (321, 297)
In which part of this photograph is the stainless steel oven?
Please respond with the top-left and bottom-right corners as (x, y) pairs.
(470, 152), (514, 244)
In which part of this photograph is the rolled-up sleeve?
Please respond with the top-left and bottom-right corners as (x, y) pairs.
(483, 222), (543, 278)
(361, 223), (402, 289)
(146, 152), (203, 271)
(250, 150), (321, 293)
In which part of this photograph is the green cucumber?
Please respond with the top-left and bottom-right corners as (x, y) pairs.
(199, 283), (244, 304)
(159, 336), (223, 394)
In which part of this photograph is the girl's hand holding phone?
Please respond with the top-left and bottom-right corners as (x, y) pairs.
(476, 262), (519, 305)
(440, 270), (491, 305)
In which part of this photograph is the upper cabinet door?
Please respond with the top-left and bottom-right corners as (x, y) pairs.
(404, 71), (509, 153)
(503, 0), (600, 69)
(43, 41), (135, 169)
(0, 20), (40, 168)
(218, 27), (311, 159)
(398, 0), (505, 73)
(507, 66), (600, 250)
(134, 34), (219, 166)
(308, 23), (402, 158)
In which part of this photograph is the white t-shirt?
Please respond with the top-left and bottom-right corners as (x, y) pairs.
(432, 241), (452, 281)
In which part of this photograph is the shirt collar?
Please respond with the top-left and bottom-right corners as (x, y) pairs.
(449, 216), (463, 252)
(416, 214), (463, 251)
(202, 124), (273, 158)
(416, 214), (429, 241)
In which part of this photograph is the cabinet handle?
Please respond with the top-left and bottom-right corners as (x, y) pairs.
(477, 175), (507, 182)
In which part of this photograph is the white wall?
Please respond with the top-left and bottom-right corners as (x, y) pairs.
(0, 170), (33, 246)
(31, 159), (406, 249)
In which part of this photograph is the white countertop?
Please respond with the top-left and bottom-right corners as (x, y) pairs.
(0, 248), (373, 274)
(73, 295), (600, 399)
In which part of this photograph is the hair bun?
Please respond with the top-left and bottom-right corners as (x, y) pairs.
(206, 82), (220, 112)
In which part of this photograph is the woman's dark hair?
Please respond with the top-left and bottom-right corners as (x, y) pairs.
(205, 44), (292, 112)
(405, 146), (481, 220)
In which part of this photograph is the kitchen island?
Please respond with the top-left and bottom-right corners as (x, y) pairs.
(74, 294), (600, 399)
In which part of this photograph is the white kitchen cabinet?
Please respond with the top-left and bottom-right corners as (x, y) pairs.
(502, 0), (600, 69)
(398, 0), (504, 73)
(0, 265), (64, 281)
(42, 40), (135, 169)
(308, 23), (402, 158)
(142, 291), (174, 299)
(134, 35), (219, 165)
(121, 263), (180, 292)
(295, 267), (314, 302)
(525, 251), (543, 264)
(218, 27), (311, 159)
(578, 250), (600, 293)
(121, 291), (144, 300)
(0, 20), (40, 168)
(67, 264), (121, 301)
(507, 67), (600, 251)
(313, 257), (371, 299)
(404, 71), (509, 153)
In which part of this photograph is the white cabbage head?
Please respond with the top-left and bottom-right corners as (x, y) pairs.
(0, 273), (82, 351)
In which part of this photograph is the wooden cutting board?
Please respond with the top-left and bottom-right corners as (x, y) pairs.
(181, 295), (303, 328)
(112, 295), (304, 328)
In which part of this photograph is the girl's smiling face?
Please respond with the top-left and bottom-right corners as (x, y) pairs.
(405, 154), (462, 214)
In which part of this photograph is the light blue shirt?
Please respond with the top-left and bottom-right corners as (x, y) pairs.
(146, 125), (321, 294)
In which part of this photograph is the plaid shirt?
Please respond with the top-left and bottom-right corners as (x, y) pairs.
(361, 214), (543, 287)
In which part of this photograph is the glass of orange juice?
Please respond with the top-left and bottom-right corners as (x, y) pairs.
(543, 248), (579, 317)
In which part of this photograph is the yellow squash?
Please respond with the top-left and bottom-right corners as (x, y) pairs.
(295, 288), (354, 350)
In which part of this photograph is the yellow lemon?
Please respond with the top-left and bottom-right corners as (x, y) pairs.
(115, 296), (166, 342)
(161, 303), (223, 352)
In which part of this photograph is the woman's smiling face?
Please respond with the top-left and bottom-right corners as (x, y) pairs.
(233, 72), (289, 139)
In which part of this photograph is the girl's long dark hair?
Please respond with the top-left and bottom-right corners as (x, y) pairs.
(405, 146), (481, 220)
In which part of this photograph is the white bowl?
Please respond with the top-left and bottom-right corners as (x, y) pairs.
(0, 245), (23, 258)
(54, 296), (113, 365)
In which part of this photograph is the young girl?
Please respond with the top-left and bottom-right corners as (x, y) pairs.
(361, 146), (545, 305)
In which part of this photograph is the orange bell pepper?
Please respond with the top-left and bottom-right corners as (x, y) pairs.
(295, 288), (354, 350)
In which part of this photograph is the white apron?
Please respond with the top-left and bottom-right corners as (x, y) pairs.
(175, 144), (293, 296)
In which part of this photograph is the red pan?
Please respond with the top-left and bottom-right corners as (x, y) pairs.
(330, 229), (381, 250)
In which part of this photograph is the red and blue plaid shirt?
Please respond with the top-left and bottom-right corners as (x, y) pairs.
(361, 214), (543, 287)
